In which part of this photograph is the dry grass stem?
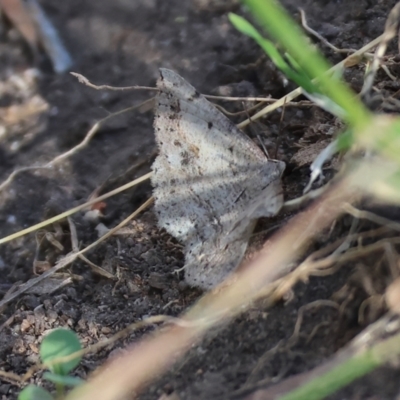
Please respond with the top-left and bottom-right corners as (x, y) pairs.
(70, 72), (158, 92)
(68, 217), (116, 280)
(214, 101), (264, 117)
(205, 94), (313, 105)
(360, 3), (400, 97)
(344, 203), (400, 232)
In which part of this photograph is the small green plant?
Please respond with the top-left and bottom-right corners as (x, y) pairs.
(18, 328), (83, 400)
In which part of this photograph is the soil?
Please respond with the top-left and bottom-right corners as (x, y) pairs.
(1, 0), (400, 399)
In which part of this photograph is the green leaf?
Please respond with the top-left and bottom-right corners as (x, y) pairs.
(229, 13), (287, 69)
(229, 12), (260, 38)
(43, 372), (84, 387)
(18, 385), (54, 400)
(336, 129), (354, 151)
(229, 13), (289, 73)
(40, 328), (82, 375)
(229, 13), (319, 95)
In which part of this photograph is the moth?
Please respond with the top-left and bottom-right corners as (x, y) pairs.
(151, 69), (285, 289)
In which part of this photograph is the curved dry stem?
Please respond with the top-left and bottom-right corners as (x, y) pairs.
(71, 72), (159, 92)
(0, 166), (50, 192)
(0, 99), (154, 193)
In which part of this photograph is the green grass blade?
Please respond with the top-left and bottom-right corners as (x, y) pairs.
(279, 331), (400, 400)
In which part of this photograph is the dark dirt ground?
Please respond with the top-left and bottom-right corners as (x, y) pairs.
(1, 0), (400, 399)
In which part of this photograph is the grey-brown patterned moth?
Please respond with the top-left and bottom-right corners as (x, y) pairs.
(152, 69), (285, 289)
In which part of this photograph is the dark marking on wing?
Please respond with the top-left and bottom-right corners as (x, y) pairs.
(170, 101), (181, 113)
(234, 189), (246, 204)
(180, 151), (190, 166)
